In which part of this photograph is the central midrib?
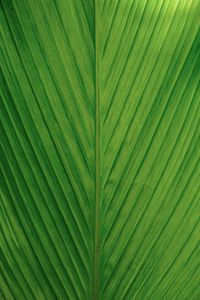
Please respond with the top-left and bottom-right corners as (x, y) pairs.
(93, 0), (100, 300)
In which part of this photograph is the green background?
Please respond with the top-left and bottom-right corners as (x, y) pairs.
(1, 0), (200, 299)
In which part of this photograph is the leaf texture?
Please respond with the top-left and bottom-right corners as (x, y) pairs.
(1, 1), (95, 299)
(99, 1), (200, 299)
(1, 0), (200, 299)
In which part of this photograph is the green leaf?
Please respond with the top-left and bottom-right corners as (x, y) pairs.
(1, 0), (200, 299)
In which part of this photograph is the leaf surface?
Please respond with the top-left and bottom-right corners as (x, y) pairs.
(1, 0), (200, 299)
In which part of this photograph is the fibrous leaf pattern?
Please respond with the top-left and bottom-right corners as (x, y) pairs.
(1, 0), (200, 299)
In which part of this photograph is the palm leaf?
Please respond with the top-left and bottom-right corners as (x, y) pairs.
(1, 0), (200, 299)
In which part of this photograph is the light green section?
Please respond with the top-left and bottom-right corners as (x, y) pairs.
(1, 0), (200, 299)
